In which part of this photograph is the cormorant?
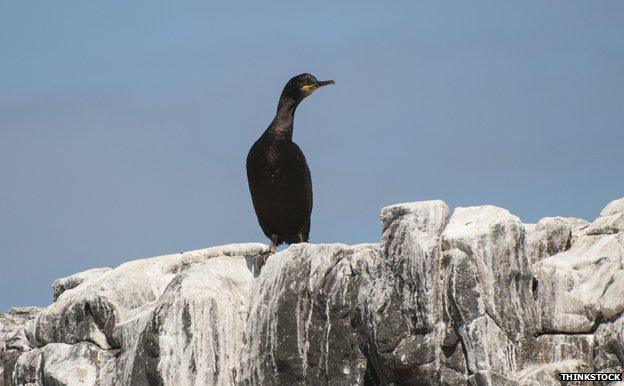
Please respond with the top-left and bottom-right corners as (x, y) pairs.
(246, 73), (334, 273)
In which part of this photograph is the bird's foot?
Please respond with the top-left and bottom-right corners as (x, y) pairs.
(253, 249), (274, 276)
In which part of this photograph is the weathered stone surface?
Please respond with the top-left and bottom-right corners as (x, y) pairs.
(52, 267), (112, 301)
(239, 243), (378, 385)
(460, 315), (516, 374)
(594, 314), (624, 376)
(129, 257), (252, 385)
(468, 370), (518, 386)
(524, 217), (588, 263)
(10, 349), (42, 386)
(528, 334), (595, 367)
(587, 197), (624, 235)
(2, 244), (264, 386)
(0, 307), (40, 386)
(601, 197), (624, 217)
(513, 359), (590, 386)
(445, 249), (485, 327)
(587, 212), (624, 235)
(1, 197), (623, 385)
(533, 233), (624, 332)
(32, 244), (264, 350)
(365, 200), (450, 385)
(13, 342), (116, 386)
(442, 205), (538, 344)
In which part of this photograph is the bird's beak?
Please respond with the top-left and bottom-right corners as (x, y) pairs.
(316, 80), (335, 88)
(301, 80), (335, 92)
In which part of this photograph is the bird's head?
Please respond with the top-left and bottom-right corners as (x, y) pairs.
(281, 73), (335, 103)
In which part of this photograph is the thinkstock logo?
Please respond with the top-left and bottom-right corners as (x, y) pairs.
(559, 372), (622, 382)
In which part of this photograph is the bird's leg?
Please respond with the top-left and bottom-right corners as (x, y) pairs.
(254, 235), (278, 275)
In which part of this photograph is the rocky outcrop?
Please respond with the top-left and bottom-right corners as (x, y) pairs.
(1, 197), (623, 385)
(2, 244), (265, 386)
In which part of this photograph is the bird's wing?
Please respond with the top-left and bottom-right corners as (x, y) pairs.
(289, 142), (313, 214)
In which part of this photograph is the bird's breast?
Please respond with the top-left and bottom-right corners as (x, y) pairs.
(248, 140), (308, 185)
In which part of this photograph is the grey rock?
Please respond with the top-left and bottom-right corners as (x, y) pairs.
(10, 349), (41, 386)
(460, 314), (516, 374)
(586, 197), (624, 235)
(594, 314), (624, 376)
(4, 244), (264, 386)
(587, 212), (624, 236)
(1, 196), (623, 385)
(239, 243), (378, 385)
(32, 243), (265, 350)
(0, 307), (40, 386)
(533, 233), (624, 332)
(514, 360), (590, 386)
(438, 341), (467, 385)
(527, 334), (595, 367)
(468, 370), (518, 386)
(524, 217), (588, 263)
(52, 268), (112, 301)
(13, 342), (116, 386)
(601, 197), (624, 217)
(445, 249), (485, 326)
(442, 205), (537, 342)
(362, 200), (450, 385)
(129, 257), (252, 385)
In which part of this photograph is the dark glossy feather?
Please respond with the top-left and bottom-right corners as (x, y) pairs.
(246, 136), (312, 245)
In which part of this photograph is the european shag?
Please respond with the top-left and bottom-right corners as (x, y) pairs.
(246, 73), (334, 273)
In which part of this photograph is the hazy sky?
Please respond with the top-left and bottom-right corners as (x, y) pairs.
(1, 1), (623, 311)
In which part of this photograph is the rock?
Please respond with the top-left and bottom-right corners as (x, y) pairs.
(587, 212), (624, 236)
(13, 342), (116, 386)
(524, 217), (588, 263)
(438, 342), (468, 385)
(467, 370), (518, 386)
(600, 197), (624, 217)
(0, 307), (40, 386)
(10, 349), (41, 386)
(445, 249), (485, 328)
(31, 243), (265, 350)
(602, 271), (624, 319)
(460, 315), (516, 374)
(593, 314), (624, 375)
(533, 233), (624, 332)
(514, 359), (590, 386)
(528, 334), (595, 367)
(585, 196), (624, 235)
(442, 205), (537, 342)
(129, 257), (252, 385)
(1, 197), (623, 385)
(52, 268), (112, 301)
(366, 200), (450, 385)
(239, 243), (378, 385)
(3, 244), (264, 386)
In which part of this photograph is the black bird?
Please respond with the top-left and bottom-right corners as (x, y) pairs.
(246, 73), (334, 272)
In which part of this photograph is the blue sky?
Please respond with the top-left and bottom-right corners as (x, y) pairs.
(1, 1), (623, 311)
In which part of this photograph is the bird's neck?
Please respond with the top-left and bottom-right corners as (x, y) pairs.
(267, 95), (300, 141)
